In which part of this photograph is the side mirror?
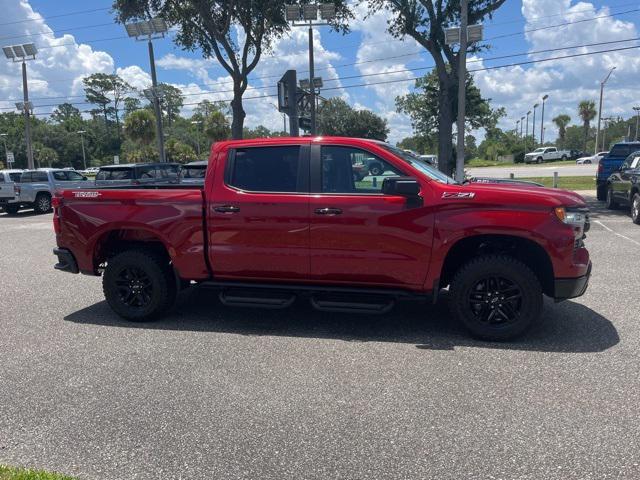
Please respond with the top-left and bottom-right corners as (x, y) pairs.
(382, 176), (421, 197)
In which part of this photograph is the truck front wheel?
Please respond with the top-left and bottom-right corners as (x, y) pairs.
(103, 249), (177, 321)
(34, 193), (51, 214)
(448, 255), (543, 341)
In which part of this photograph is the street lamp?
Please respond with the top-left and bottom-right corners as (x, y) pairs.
(3, 43), (37, 170)
(633, 106), (640, 141)
(125, 17), (168, 162)
(540, 94), (549, 144)
(516, 120), (520, 138)
(286, 3), (336, 136)
(77, 130), (87, 170)
(520, 116), (525, 139)
(532, 103), (539, 147)
(595, 66), (616, 154)
(602, 117), (613, 150)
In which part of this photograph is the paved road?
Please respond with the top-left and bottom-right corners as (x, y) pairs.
(1, 202), (639, 480)
(468, 163), (597, 178)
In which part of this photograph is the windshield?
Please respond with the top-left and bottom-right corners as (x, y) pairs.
(532, 148), (545, 153)
(379, 143), (457, 184)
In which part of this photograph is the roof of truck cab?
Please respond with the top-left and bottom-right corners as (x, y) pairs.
(98, 162), (180, 169)
(214, 136), (384, 148)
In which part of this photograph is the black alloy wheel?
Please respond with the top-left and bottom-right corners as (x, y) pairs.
(467, 275), (523, 326)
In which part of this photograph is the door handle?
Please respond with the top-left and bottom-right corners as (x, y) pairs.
(214, 205), (240, 213)
(314, 207), (342, 215)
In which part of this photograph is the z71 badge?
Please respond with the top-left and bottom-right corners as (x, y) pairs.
(73, 191), (102, 198)
(442, 192), (475, 199)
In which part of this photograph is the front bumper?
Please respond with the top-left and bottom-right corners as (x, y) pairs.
(53, 248), (79, 274)
(554, 261), (591, 301)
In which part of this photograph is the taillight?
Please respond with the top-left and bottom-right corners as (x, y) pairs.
(13, 184), (20, 196)
(52, 196), (62, 234)
(597, 161), (603, 173)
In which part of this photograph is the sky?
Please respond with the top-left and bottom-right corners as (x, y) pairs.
(0, 0), (639, 145)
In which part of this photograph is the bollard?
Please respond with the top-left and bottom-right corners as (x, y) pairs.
(372, 177), (377, 188)
(509, 173), (514, 179)
(553, 171), (558, 188)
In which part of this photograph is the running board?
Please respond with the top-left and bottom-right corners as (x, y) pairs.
(310, 293), (395, 315)
(218, 288), (296, 309)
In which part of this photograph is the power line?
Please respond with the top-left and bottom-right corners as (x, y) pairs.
(4, 37), (639, 108)
(10, 43), (640, 113)
(0, 23), (115, 43)
(0, 7), (111, 27)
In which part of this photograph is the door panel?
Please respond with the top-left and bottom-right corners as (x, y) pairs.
(309, 144), (434, 288)
(207, 144), (311, 281)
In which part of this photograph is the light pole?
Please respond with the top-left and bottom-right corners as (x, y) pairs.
(595, 66), (616, 154)
(190, 120), (203, 157)
(532, 103), (539, 147)
(633, 106), (640, 141)
(520, 116), (525, 139)
(77, 130), (87, 170)
(3, 43), (37, 170)
(540, 94), (549, 144)
(602, 117), (613, 151)
(443, 2), (483, 180)
(525, 111), (531, 154)
(286, 3), (336, 136)
(125, 18), (168, 162)
(516, 120), (520, 138)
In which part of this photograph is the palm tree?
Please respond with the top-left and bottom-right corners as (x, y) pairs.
(553, 114), (571, 149)
(578, 100), (597, 152)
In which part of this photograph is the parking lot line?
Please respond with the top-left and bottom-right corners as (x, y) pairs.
(593, 220), (640, 246)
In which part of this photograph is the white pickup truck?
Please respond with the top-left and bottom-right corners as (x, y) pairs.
(524, 147), (571, 164)
(0, 169), (22, 213)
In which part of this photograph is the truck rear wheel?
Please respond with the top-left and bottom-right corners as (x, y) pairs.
(103, 249), (177, 322)
(448, 255), (543, 341)
(34, 193), (51, 214)
(631, 193), (640, 225)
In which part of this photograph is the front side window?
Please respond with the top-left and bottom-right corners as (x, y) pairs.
(183, 166), (206, 179)
(110, 169), (133, 180)
(321, 146), (403, 194)
(379, 143), (457, 184)
(96, 170), (110, 181)
(9, 173), (21, 182)
(33, 172), (48, 182)
(66, 171), (85, 181)
(228, 146), (300, 192)
(138, 165), (157, 179)
(53, 171), (67, 181)
(20, 172), (32, 183)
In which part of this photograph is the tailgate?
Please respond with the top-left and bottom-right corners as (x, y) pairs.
(0, 184), (14, 199)
(599, 156), (623, 179)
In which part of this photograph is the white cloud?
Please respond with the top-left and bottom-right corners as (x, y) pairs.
(116, 65), (151, 91)
(473, 0), (640, 141)
(0, 1), (114, 111)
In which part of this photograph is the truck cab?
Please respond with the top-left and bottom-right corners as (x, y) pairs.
(597, 142), (640, 200)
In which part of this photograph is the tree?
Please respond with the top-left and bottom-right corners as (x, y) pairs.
(318, 98), (389, 140)
(367, 0), (507, 174)
(124, 109), (156, 145)
(51, 103), (82, 131)
(113, 0), (352, 139)
(166, 138), (197, 162)
(203, 110), (230, 142)
(396, 69), (503, 167)
(552, 114), (571, 149)
(83, 73), (132, 133)
(578, 100), (597, 152)
(157, 83), (184, 126)
(123, 97), (142, 117)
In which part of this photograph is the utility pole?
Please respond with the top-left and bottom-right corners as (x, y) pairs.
(525, 111), (531, 154)
(540, 94), (549, 144)
(77, 130), (87, 170)
(454, 0), (469, 182)
(633, 106), (640, 141)
(532, 103), (539, 147)
(125, 18), (168, 162)
(520, 116), (525, 139)
(516, 120), (520, 138)
(595, 66), (616, 154)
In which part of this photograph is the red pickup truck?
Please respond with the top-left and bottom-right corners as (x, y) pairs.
(52, 137), (591, 341)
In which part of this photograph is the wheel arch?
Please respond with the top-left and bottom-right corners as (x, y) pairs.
(92, 228), (172, 272)
(438, 234), (555, 297)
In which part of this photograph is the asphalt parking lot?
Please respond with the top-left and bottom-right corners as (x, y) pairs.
(1, 197), (639, 480)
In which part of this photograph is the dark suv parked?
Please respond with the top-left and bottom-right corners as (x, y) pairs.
(95, 163), (180, 187)
(597, 142), (640, 200)
(604, 150), (640, 224)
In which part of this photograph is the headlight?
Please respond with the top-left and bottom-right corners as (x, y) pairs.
(554, 207), (590, 246)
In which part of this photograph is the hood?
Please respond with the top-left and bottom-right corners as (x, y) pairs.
(452, 182), (587, 208)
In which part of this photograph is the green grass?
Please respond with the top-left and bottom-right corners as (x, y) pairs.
(520, 176), (595, 191)
(467, 159), (578, 168)
(0, 465), (77, 480)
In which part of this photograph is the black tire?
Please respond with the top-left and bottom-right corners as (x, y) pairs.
(596, 184), (607, 201)
(34, 193), (51, 214)
(102, 249), (177, 321)
(3, 204), (19, 215)
(369, 162), (383, 176)
(448, 255), (543, 341)
(537, 157), (543, 164)
(561, 155), (567, 161)
(605, 186), (618, 210)
(585, 160), (591, 164)
(631, 193), (640, 225)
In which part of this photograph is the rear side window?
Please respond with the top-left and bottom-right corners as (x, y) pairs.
(20, 172), (32, 182)
(609, 144), (640, 157)
(138, 165), (157, 179)
(183, 166), (206, 178)
(228, 146), (301, 192)
(155, 164), (180, 180)
(32, 172), (48, 182)
(96, 170), (109, 181)
(111, 169), (132, 180)
(9, 173), (21, 182)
